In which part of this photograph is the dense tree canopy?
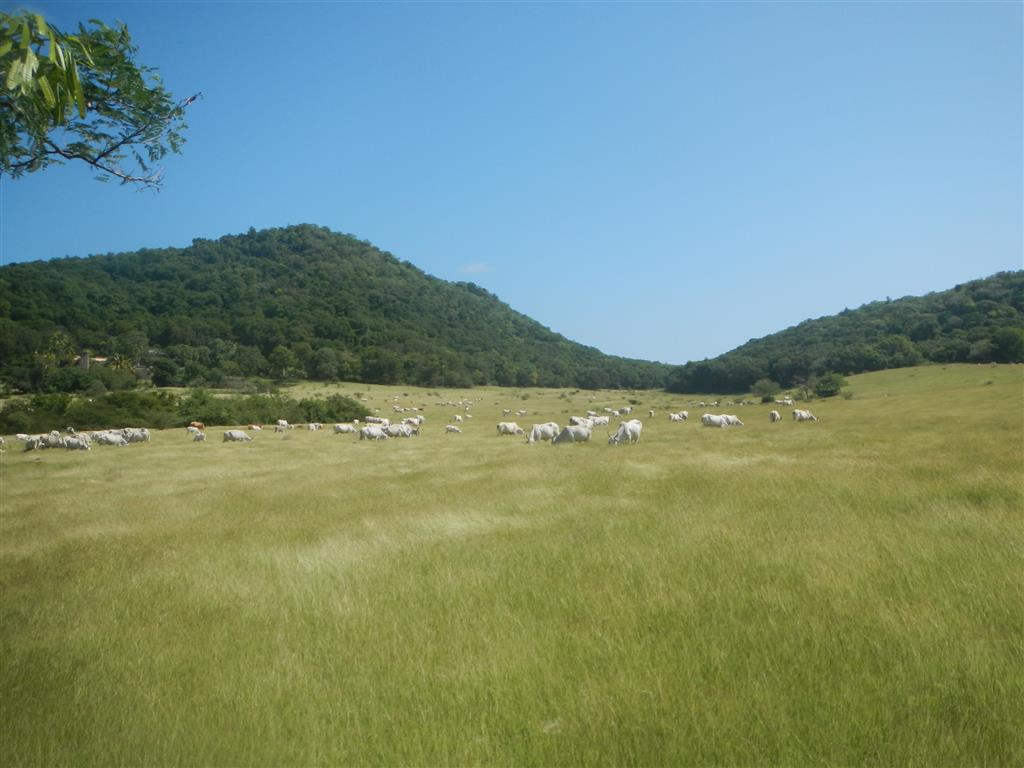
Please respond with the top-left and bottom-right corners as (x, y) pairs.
(667, 271), (1024, 394)
(0, 224), (672, 393)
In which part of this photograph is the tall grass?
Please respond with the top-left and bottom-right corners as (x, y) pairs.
(1, 364), (1021, 765)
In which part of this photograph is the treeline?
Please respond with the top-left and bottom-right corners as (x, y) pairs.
(0, 224), (671, 393)
(667, 271), (1024, 394)
(0, 389), (369, 435)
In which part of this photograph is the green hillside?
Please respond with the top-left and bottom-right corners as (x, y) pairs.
(0, 224), (670, 393)
(667, 271), (1024, 393)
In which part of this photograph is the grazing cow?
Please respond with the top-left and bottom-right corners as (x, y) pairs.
(722, 415), (744, 427)
(621, 406), (633, 415)
(123, 428), (151, 443)
(669, 412), (688, 422)
(189, 421), (206, 431)
(193, 432), (207, 442)
(701, 414), (728, 428)
(496, 422), (525, 436)
(452, 414), (464, 423)
(793, 409), (818, 422)
(526, 422), (560, 444)
(552, 425), (592, 444)
(769, 410), (782, 423)
(307, 422), (323, 431)
(223, 430), (253, 442)
(364, 416), (390, 426)
(568, 416), (595, 428)
(445, 425), (462, 433)
(608, 419), (643, 445)
(359, 425), (390, 441)
(97, 433), (128, 446)
(590, 415), (610, 427)
(648, 410), (655, 418)
(385, 424), (419, 438)
(334, 424), (358, 434)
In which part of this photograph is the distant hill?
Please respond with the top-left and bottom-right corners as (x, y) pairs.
(667, 271), (1024, 394)
(0, 224), (671, 392)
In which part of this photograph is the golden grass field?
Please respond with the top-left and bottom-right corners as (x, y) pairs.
(1, 364), (1022, 765)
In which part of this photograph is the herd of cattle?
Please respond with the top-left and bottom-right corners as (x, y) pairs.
(5, 403), (818, 454)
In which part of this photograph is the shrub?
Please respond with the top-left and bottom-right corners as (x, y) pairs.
(813, 371), (847, 398)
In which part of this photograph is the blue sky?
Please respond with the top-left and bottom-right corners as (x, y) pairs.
(2, 1), (1021, 365)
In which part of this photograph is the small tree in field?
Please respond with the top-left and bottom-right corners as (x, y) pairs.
(813, 371), (846, 398)
(751, 377), (782, 403)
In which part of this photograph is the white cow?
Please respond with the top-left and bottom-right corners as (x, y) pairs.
(568, 416), (595, 428)
(552, 425), (592, 444)
(64, 436), (91, 451)
(223, 430), (253, 442)
(496, 422), (525, 436)
(333, 423), (358, 434)
(722, 415), (744, 427)
(669, 412), (688, 422)
(526, 422), (560, 444)
(701, 414), (728, 428)
(452, 414), (464, 423)
(793, 409), (818, 422)
(97, 433), (129, 446)
(608, 419), (643, 445)
(445, 425), (462, 434)
(385, 424), (419, 438)
(769, 410), (782, 423)
(359, 425), (390, 441)
(193, 431), (207, 442)
(123, 428), (151, 443)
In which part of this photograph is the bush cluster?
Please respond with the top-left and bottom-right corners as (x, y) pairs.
(0, 389), (368, 434)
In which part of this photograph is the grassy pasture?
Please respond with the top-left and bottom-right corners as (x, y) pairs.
(1, 364), (1021, 765)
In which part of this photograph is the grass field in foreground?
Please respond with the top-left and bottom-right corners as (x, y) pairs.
(1, 364), (1022, 765)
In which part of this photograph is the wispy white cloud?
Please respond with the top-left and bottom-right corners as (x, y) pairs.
(461, 263), (492, 274)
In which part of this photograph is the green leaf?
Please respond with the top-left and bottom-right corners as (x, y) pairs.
(34, 14), (50, 45)
(70, 63), (86, 118)
(19, 20), (30, 50)
(0, 40), (13, 58)
(37, 71), (55, 110)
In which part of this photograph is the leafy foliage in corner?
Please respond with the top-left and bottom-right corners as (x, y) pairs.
(667, 271), (1024, 394)
(0, 224), (672, 392)
(0, 10), (196, 187)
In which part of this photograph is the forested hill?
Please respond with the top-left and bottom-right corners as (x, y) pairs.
(0, 224), (671, 391)
(667, 271), (1024, 394)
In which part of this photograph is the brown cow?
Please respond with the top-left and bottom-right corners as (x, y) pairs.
(188, 421), (205, 431)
